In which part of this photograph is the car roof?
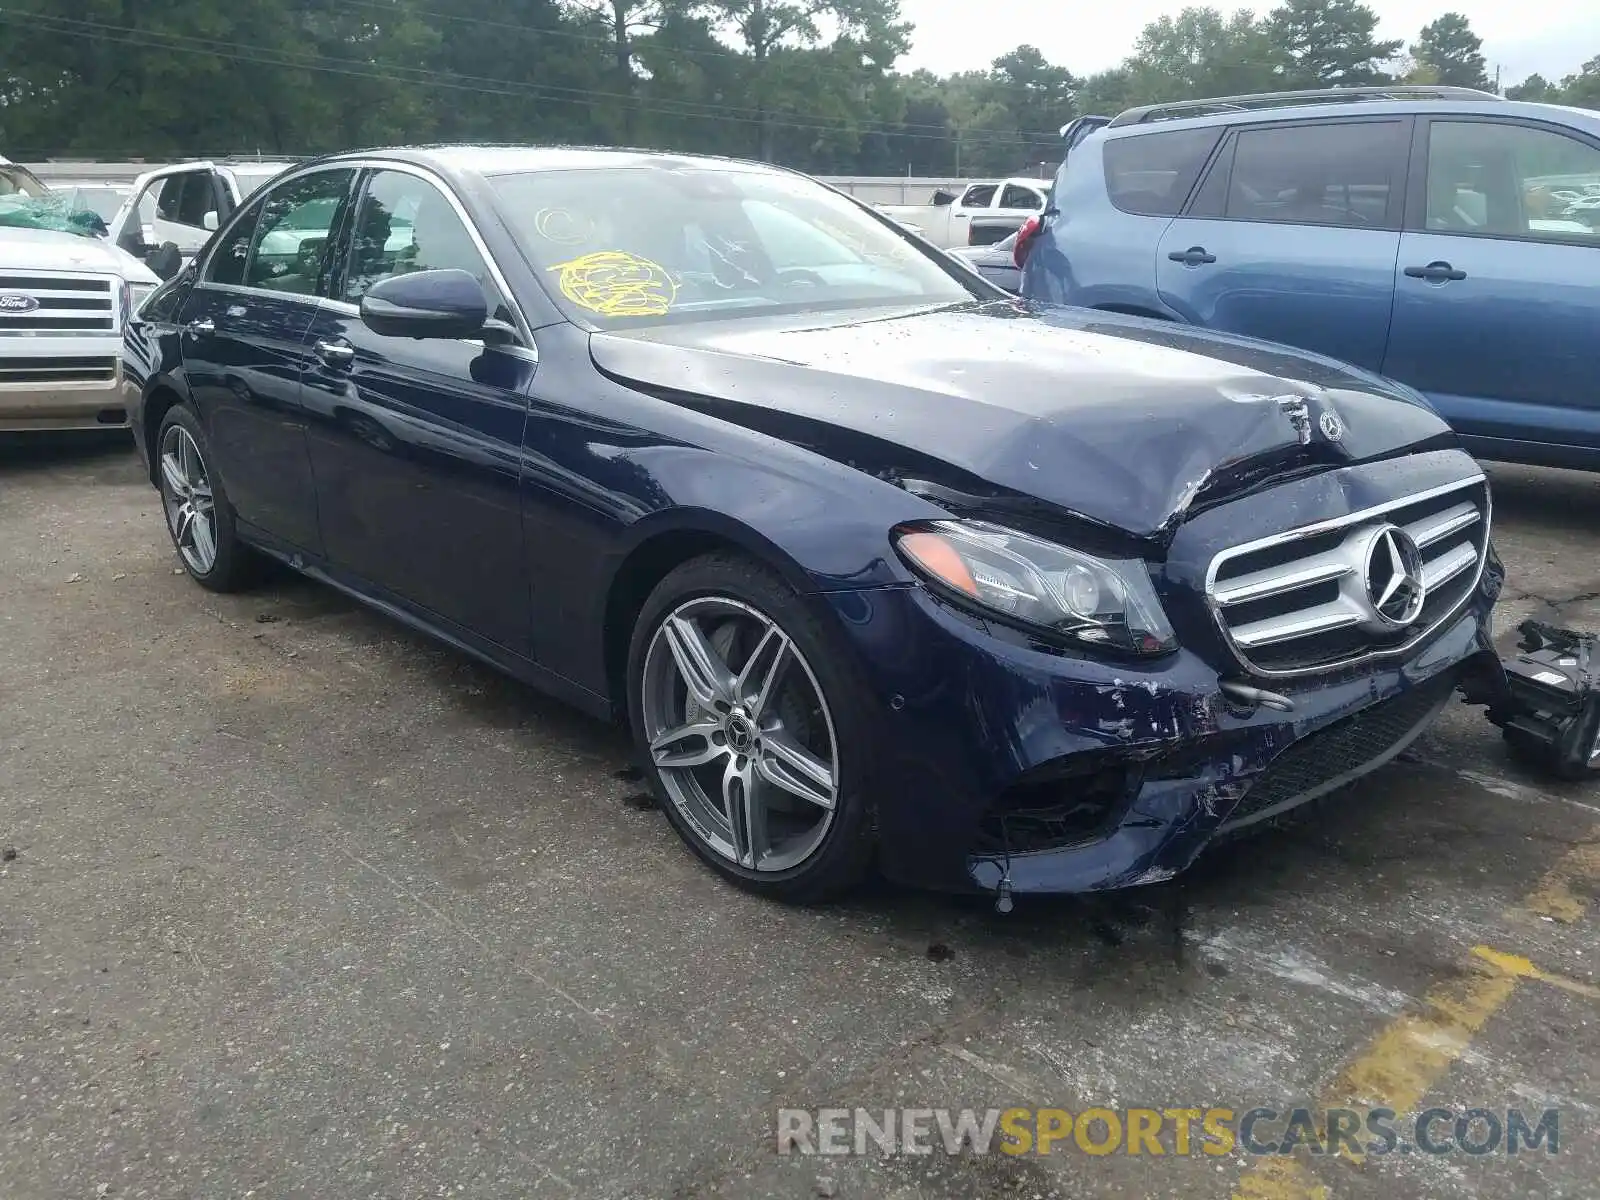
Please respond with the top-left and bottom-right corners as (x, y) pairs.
(1104, 96), (1600, 139)
(301, 144), (794, 180)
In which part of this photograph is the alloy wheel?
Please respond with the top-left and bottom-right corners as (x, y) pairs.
(640, 595), (839, 873)
(159, 425), (218, 575)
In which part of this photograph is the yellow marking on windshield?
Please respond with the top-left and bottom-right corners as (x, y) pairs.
(533, 207), (596, 246)
(548, 251), (678, 317)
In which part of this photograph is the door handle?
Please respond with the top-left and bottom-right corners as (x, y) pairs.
(1168, 246), (1217, 266)
(184, 317), (215, 335)
(314, 339), (356, 370)
(1403, 261), (1467, 282)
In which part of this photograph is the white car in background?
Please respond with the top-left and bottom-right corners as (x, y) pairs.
(46, 180), (140, 226)
(106, 159), (296, 275)
(873, 177), (1049, 249)
(1, 157), (160, 433)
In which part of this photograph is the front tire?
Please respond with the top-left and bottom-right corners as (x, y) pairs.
(626, 554), (877, 903)
(156, 405), (257, 592)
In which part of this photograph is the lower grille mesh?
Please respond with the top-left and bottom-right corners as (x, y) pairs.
(1220, 673), (1458, 830)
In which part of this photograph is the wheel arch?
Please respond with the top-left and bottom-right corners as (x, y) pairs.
(140, 379), (189, 487)
(599, 510), (822, 719)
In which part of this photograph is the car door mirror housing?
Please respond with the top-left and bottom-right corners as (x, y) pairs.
(359, 269), (489, 340)
(202, 210), (219, 232)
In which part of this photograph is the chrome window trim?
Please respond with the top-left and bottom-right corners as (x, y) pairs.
(1202, 473), (1492, 678)
(193, 157), (533, 347)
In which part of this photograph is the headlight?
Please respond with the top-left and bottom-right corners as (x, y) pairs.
(127, 282), (157, 317)
(894, 519), (1176, 655)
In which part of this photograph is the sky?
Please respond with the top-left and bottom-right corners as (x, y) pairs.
(896, 0), (1600, 87)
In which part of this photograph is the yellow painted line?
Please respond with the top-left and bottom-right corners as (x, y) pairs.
(1521, 840), (1600, 923)
(1229, 838), (1600, 1199)
(1472, 945), (1600, 1002)
(1232, 1156), (1328, 1200)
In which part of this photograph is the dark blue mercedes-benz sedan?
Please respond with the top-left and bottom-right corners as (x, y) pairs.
(121, 145), (1505, 906)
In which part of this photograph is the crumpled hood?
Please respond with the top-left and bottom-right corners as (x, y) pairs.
(589, 301), (1458, 540)
(0, 225), (158, 283)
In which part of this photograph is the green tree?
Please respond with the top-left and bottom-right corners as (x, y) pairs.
(1505, 72), (1552, 101)
(1075, 67), (1141, 118)
(567, 1), (703, 140)
(1557, 56), (1600, 110)
(1266, 0), (1402, 88)
(986, 45), (1078, 170)
(1125, 7), (1284, 104)
(1411, 12), (1490, 90)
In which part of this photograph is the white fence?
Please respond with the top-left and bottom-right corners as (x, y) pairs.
(23, 160), (995, 207)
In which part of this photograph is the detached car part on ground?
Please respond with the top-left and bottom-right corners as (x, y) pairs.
(121, 146), (1587, 910)
(1, 157), (161, 433)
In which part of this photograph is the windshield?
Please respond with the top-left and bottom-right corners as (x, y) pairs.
(487, 166), (978, 328)
(0, 164), (49, 199)
(54, 185), (130, 220)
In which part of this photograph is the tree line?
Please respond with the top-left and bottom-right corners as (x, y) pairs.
(1, 0), (1596, 178)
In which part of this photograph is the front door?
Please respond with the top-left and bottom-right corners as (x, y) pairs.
(177, 167), (357, 553)
(1156, 118), (1409, 374)
(1382, 116), (1600, 457)
(299, 167), (534, 654)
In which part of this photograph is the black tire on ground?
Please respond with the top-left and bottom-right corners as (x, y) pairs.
(625, 553), (878, 903)
(156, 404), (261, 593)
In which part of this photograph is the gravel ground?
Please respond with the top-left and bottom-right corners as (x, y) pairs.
(2, 435), (1597, 1200)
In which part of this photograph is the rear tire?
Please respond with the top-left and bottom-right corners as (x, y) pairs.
(155, 404), (259, 593)
(625, 553), (877, 903)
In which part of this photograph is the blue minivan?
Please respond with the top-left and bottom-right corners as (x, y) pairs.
(1020, 86), (1600, 472)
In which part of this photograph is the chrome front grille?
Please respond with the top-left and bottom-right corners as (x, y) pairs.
(1206, 476), (1491, 675)
(0, 356), (119, 385)
(0, 273), (117, 334)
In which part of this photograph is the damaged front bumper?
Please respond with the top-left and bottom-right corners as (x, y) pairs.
(820, 549), (1503, 898)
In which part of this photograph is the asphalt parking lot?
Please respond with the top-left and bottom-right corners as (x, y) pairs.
(2, 436), (1597, 1200)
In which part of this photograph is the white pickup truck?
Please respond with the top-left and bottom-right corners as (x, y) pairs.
(1, 156), (162, 433)
(104, 158), (296, 271)
(874, 177), (1049, 249)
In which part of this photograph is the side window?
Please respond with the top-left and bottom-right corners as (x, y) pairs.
(999, 184), (1044, 210)
(157, 172), (217, 230)
(1225, 121), (1404, 228)
(155, 176), (183, 221)
(1188, 136), (1237, 218)
(1424, 120), (1600, 244)
(342, 170), (489, 305)
(1103, 128), (1223, 216)
(959, 183), (998, 209)
(245, 168), (355, 296)
(205, 199), (264, 286)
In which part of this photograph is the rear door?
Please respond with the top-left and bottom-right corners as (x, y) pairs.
(177, 166), (358, 553)
(1156, 118), (1410, 373)
(1381, 115), (1600, 458)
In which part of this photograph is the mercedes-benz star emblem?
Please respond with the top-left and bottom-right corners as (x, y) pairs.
(1319, 411), (1344, 442)
(0, 292), (41, 314)
(1364, 525), (1427, 627)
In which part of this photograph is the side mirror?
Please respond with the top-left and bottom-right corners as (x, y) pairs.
(359, 269), (488, 340)
(931, 189), (956, 207)
(146, 242), (183, 281)
(202, 211), (219, 232)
